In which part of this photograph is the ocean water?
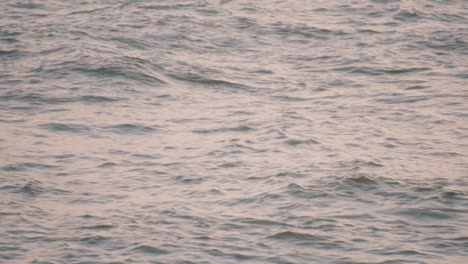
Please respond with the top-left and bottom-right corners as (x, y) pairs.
(1, 0), (468, 263)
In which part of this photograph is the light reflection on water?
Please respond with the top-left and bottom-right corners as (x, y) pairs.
(1, 0), (468, 263)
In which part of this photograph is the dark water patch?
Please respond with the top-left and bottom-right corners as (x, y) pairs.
(390, 207), (456, 221)
(196, 7), (220, 16)
(430, 152), (463, 157)
(419, 35), (468, 54)
(132, 245), (170, 255)
(0, 49), (19, 56)
(376, 95), (430, 104)
(9, 3), (45, 9)
(79, 224), (115, 230)
(38, 46), (69, 56)
(78, 235), (111, 244)
(0, 30), (20, 38)
(284, 138), (320, 146)
(343, 175), (379, 186)
(66, 6), (111, 16)
(233, 16), (258, 30)
(439, 189), (468, 201)
(204, 249), (257, 260)
(350, 159), (384, 168)
(335, 66), (431, 76)
(39, 123), (92, 133)
(286, 183), (329, 199)
(404, 85), (430, 90)
(219, 161), (243, 168)
(79, 95), (122, 103)
(239, 218), (289, 227)
(324, 174), (402, 194)
(168, 72), (251, 91)
(54, 154), (75, 159)
(454, 73), (468, 79)
(0, 93), (122, 105)
(192, 125), (254, 134)
(131, 153), (161, 159)
(0, 93), (62, 104)
(2, 163), (58, 172)
(109, 149), (131, 155)
(269, 22), (348, 39)
(298, 218), (339, 230)
(332, 213), (376, 221)
(425, 237), (468, 253)
(226, 192), (284, 206)
(97, 162), (119, 168)
(357, 29), (385, 34)
(270, 96), (311, 102)
(0, 184), (19, 191)
(73, 66), (167, 85)
(103, 124), (157, 134)
(11, 105), (38, 111)
(13, 180), (68, 196)
(0, 118), (27, 124)
(79, 214), (100, 219)
(335, 156), (371, 169)
(173, 176), (205, 185)
(139, 3), (196, 11)
(110, 36), (150, 50)
(370, 248), (429, 257)
(393, 10), (423, 22)
(267, 231), (345, 250)
(275, 172), (306, 178)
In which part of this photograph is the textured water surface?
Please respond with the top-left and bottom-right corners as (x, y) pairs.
(1, 0), (468, 263)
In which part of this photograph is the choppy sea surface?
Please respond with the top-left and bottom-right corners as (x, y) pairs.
(1, 0), (468, 263)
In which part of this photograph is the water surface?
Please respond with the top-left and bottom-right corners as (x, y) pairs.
(1, 0), (468, 263)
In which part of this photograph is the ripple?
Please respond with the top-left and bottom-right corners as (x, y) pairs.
(79, 224), (115, 230)
(239, 218), (289, 227)
(268, 231), (331, 243)
(192, 125), (254, 134)
(132, 245), (170, 255)
(12, 180), (69, 196)
(2, 163), (58, 171)
(79, 95), (122, 103)
(0, 49), (19, 56)
(269, 22), (348, 39)
(39, 123), (92, 133)
(73, 65), (167, 85)
(344, 175), (379, 186)
(168, 72), (252, 91)
(2, 0), (468, 263)
(391, 207), (456, 220)
(285, 183), (329, 199)
(79, 235), (111, 244)
(17, 180), (47, 195)
(284, 138), (320, 146)
(0, 93), (122, 105)
(335, 66), (432, 76)
(103, 124), (157, 134)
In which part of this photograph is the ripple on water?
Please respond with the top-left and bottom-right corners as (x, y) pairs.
(192, 125), (254, 134)
(1, 0), (468, 263)
(2, 163), (58, 172)
(39, 123), (92, 133)
(102, 124), (158, 134)
(132, 245), (170, 255)
(284, 138), (320, 146)
(9, 180), (69, 196)
(0, 93), (122, 105)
